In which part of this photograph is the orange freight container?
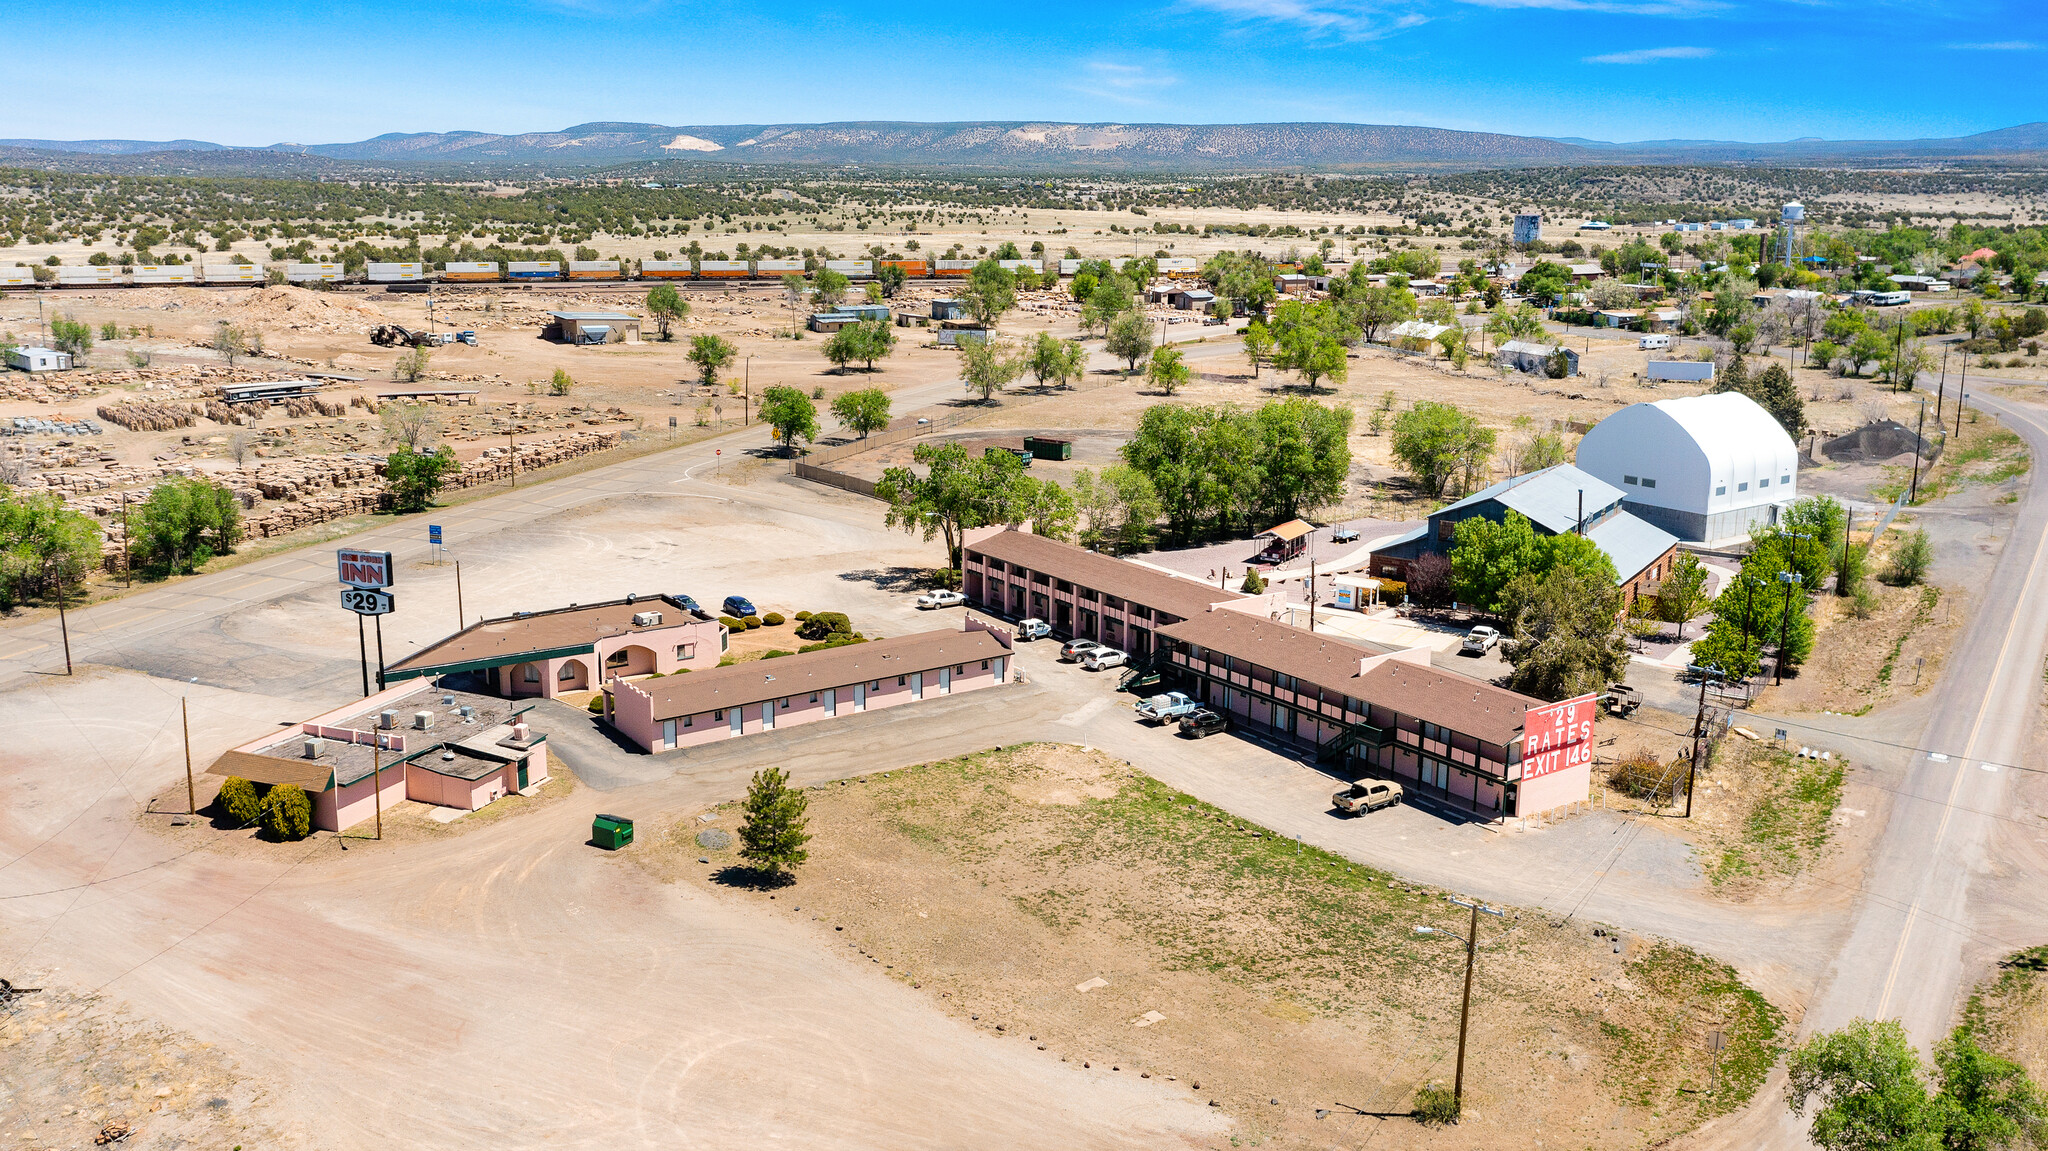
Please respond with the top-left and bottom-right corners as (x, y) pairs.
(880, 260), (927, 277)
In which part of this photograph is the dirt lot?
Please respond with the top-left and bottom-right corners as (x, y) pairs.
(646, 742), (1784, 1149)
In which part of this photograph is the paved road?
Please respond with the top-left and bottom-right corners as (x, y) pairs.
(1684, 383), (2048, 1148)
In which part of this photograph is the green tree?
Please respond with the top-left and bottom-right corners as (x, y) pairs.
(1391, 401), (1495, 499)
(1120, 403), (1217, 543)
(1082, 275), (1135, 335)
(549, 367), (574, 396)
(812, 267), (850, 305)
(1251, 398), (1353, 524)
(1488, 302), (1549, 343)
(960, 259), (1018, 330)
(1105, 310), (1153, 371)
(1516, 261), (1572, 305)
(959, 335), (1025, 402)
(212, 322), (249, 366)
(688, 334), (737, 387)
(1654, 552), (1712, 639)
(1717, 360), (1806, 437)
(384, 445), (459, 514)
(1890, 529), (1933, 585)
(0, 489), (102, 609)
(846, 319), (895, 370)
(1205, 250), (1279, 317)
(738, 766), (811, 878)
(779, 272), (808, 333)
(1147, 344), (1190, 395)
(876, 442), (1040, 567)
(49, 318), (93, 360)
(822, 325), (863, 372)
(1786, 1018), (1940, 1151)
(1335, 280), (1417, 343)
(216, 776), (260, 825)
(645, 282), (688, 340)
(1025, 331), (1086, 390)
(1072, 464), (1162, 554)
(1450, 512), (1542, 613)
(395, 344), (432, 383)
(876, 262), (908, 297)
(829, 388), (891, 438)
(758, 385), (819, 454)
(1242, 319), (1274, 377)
(259, 782), (312, 841)
(1502, 566), (1628, 701)
(131, 476), (240, 575)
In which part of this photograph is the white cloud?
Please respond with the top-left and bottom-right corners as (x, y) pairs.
(1461, 0), (1725, 14)
(1583, 45), (1715, 63)
(1067, 61), (1180, 106)
(1182, 0), (1430, 41)
(1946, 40), (2038, 50)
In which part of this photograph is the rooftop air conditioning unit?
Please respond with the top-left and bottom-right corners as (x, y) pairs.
(303, 737), (328, 759)
(632, 610), (662, 627)
(414, 711), (435, 730)
(379, 709), (399, 729)
(458, 706), (475, 721)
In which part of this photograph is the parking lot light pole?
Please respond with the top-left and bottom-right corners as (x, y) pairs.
(1774, 571), (1803, 686)
(1415, 895), (1506, 1117)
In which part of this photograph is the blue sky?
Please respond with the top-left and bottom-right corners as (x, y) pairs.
(10, 0), (2043, 145)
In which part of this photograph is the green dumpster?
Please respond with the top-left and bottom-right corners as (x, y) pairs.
(592, 814), (634, 850)
(1024, 436), (1072, 461)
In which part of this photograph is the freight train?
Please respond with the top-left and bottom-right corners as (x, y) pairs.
(0, 256), (1201, 289)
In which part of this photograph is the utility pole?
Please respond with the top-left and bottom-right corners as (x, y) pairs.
(1957, 359), (1968, 439)
(508, 433), (517, 488)
(1774, 571), (1802, 686)
(1414, 895), (1505, 1119)
(182, 696), (196, 815)
(1908, 398), (1927, 503)
(744, 355), (753, 425)
(455, 559), (465, 630)
(1684, 664), (1722, 818)
(52, 562), (72, 675)
(372, 744), (383, 840)
(1936, 346), (1949, 423)
(121, 491), (132, 588)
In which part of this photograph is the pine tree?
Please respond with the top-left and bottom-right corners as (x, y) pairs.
(739, 767), (811, 878)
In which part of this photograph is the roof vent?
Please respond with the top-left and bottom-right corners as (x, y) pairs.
(626, 593), (637, 605)
(303, 737), (328, 759)
(442, 694), (455, 705)
(442, 751), (456, 761)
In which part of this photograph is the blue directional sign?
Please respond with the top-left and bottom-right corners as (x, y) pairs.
(429, 524), (443, 545)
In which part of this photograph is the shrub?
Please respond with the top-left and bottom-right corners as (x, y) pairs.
(217, 775), (261, 824)
(587, 695), (606, 713)
(794, 610), (813, 621)
(932, 567), (963, 590)
(1607, 751), (1680, 801)
(760, 649), (795, 660)
(799, 633), (868, 653)
(718, 616), (744, 629)
(797, 611), (853, 640)
(762, 612), (786, 626)
(1412, 1084), (1460, 1126)
(743, 615), (762, 629)
(258, 783), (311, 841)
(1240, 567), (1267, 594)
(1888, 529), (1932, 585)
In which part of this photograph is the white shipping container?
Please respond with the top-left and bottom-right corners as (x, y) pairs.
(0, 266), (34, 286)
(934, 260), (978, 270)
(131, 266), (198, 284)
(443, 262), (500, 277)
(996, 259), (1042, 273)
(824, 260), (873, 275)
(203, 264), (263, 283)
(754, 259), (805, 273)
(287, 263), (343, 282)
(1058, 259), (1081, 275)
(1157, 258), (1198, 272)
(639, 260), (691, 275)
(697, 261), (749, 273)
(567, 260), (620, 274)
(57, 266), (122, 285)
(368, 262), (425, 281)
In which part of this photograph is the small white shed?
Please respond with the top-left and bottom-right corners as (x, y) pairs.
(6, 346), (73, 372)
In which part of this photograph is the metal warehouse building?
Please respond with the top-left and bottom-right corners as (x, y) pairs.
(547, 311), (642, 344)
(1574, 392), (1799, 544)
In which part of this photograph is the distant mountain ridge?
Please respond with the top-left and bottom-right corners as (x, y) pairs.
(2, 120), (2044, 173)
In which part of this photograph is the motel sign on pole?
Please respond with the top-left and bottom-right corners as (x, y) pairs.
(337, 548), (396, 697)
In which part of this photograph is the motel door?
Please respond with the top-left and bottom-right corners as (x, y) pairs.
(824, 687), (837, 717)
(910, 672), (924, 699)
(763, 701), (775, 730)
(731, 709), (743, 735)
(854, 682), (866, 711)
(662, 719), (677, 750)
(940, 667), (952, 694)
(1012, 586), (1027, 615)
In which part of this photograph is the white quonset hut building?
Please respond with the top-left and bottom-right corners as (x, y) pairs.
(1574, 392), (1799, 545)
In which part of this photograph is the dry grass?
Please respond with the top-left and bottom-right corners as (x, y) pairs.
(640, 742), (1784, 1148)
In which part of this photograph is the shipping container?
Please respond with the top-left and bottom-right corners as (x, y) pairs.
(824, 260), (873, 277)
(567, 260), (621, 279)
(508, 261), (561, 280)
(639, 260), (692, 279)
(203, 264), (264, 283)
(286, 263), (343, 283)
(697, 260), (750, 278)
(755, 259), (805, 275)
(443, 261), (501, 281)
(933, 260), (976, 278)
(368, 262), (425, 282)
(1157, 257), (1198, 273)
(56, 266), (122, 285)
(1024, 436), (1073, 461)
(1059, 259), (1082, 276)
(130, 265), (198, 284)
(879, 259), (926, 278)
(0, 266), (34, 287)
(997, 259), (1042, 274)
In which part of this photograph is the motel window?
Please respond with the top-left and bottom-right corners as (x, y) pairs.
(980, 659), (989, 670)
(1056, 580), (1074, 594)
(607, 650), (629, 667)
(713, 710), (724, 721)
(522, 664), (540, 683)
(955, 665), (963, 674)
(897, 675), (906, 686)
(1640, 478), (1656, 489)
(558, 665), (578, 681)
(677, 643), (696, 660)
(1275, 672), (1294, 691)
(1437, 520), (1454, 541)
(781, 698), (790, 709)
(1079, 588), (1099, 602)
(809, 692), (819, 703)
(720, 631), (730, 652)
(683, 715), (693, 728)
(870, 680), (880, 691)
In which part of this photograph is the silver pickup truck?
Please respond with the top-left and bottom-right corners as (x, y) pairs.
(1135, 691), (1199, 723)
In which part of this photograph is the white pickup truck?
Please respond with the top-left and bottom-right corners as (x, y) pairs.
(1135, 691), (1199, 724)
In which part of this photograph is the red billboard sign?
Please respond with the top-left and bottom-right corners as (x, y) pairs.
(337, 548), (394, 589)
(1521, 692), (1597, 781)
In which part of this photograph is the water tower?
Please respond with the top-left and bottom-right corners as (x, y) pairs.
(1781, 202), (1805, 267)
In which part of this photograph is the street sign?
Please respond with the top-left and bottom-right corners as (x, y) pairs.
(429, 524), (442, 545)
(341, 588), (395, 616)
(337, 548), (394, 589)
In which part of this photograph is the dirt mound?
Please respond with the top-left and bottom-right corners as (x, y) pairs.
(220, 285), (388, 333)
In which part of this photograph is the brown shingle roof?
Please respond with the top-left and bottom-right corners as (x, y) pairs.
(965, 530), (1243, 621)
(1260, 519), (1314, 542)
(627, 627), (1010, 721)
(1158, 611), (1533, 745)
(388, 595), (710, 676)
(205, 748), (332, 791)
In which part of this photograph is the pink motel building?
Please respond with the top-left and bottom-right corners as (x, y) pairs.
(606, 619), (1014, 753)
(205, 681), (550, 833)
(385, 595), (728, 698)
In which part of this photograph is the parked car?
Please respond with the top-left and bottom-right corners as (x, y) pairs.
(1081, 648), (1129, 671)
(1332, 778), (1404, 815)
(1016, 618), (1052, 641)
(1179, 708), (1229, 738)
(1461, 625), (1501, 655)
(1135, 691), (1199, 723)
(672, 594), (711, 620)
(916, 589), (968, 610)
(722, 595), (759, 619)
(1331, 526), (1361, 544)
(1060, 639), (1104, 662)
